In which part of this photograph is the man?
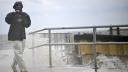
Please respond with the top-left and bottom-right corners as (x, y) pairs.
(5, 1), (31, 72)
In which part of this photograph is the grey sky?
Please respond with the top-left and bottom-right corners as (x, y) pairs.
(0, 0), (128, 34)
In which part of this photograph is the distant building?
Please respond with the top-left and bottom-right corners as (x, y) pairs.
(74, 28), (128, 64)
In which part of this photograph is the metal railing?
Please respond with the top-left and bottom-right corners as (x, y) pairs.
(29, 24), (128, 72)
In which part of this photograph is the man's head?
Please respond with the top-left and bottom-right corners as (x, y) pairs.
(13, 1), (23, 12)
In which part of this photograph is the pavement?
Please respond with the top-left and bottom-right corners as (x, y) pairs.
(0, 49), (93, 72)
(0, 49), (128, 72)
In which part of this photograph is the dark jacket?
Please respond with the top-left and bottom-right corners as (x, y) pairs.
(5, 12), (31, 41)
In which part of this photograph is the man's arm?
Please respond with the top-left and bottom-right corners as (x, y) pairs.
(5, 13), (13, 24)
(23, 13), (31, 28)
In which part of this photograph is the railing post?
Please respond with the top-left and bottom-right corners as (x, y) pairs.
(32, 34), (36, 66)
(93, 28), (97, 72)
(48, 29), (52, 67)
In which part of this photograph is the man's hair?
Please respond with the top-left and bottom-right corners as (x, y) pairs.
(13, 1), (23, 9)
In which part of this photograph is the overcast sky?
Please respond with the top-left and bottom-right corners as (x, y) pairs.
(0, 0), (128, 34)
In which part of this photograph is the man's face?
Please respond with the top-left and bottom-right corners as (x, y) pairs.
(15, 5), (22, 12)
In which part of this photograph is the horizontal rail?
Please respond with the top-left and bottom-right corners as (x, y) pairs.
(29, 42), (128, 49)
(29, 24), (128, 34)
